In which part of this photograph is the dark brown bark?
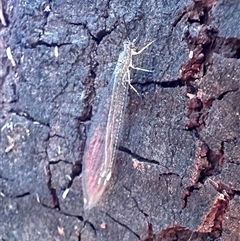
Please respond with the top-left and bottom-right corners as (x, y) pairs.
(0, 0), (240, 240)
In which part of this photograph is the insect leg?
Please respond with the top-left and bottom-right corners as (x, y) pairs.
(132, 40), (155, 55)
(129, 65), (153, 72)
(126, 69), (140, 95)
(131, 40), (155, 72)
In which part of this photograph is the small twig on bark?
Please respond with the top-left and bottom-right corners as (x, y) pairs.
(0, 0), (7, 26)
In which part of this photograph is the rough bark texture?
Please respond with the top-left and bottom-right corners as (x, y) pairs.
(0, 0), (240, 240)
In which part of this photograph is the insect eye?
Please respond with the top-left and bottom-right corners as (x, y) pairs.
(131, 44), (136, 50)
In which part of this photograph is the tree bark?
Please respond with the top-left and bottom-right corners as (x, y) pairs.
(0, 0), (240, 240)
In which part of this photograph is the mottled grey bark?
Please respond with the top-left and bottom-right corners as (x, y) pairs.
(0, 0), (240, 240)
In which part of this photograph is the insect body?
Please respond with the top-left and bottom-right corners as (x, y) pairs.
(82, 39), (154, 210)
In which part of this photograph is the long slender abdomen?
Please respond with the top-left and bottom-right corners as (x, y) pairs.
(82, 62), (129, 210)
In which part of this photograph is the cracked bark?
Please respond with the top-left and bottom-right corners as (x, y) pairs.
(0, 0), (240, 241)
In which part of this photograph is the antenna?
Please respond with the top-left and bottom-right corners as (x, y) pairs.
(122, 13), (140, 44)
(110, 9), (130, 42)
(121, 14), (131, 41)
